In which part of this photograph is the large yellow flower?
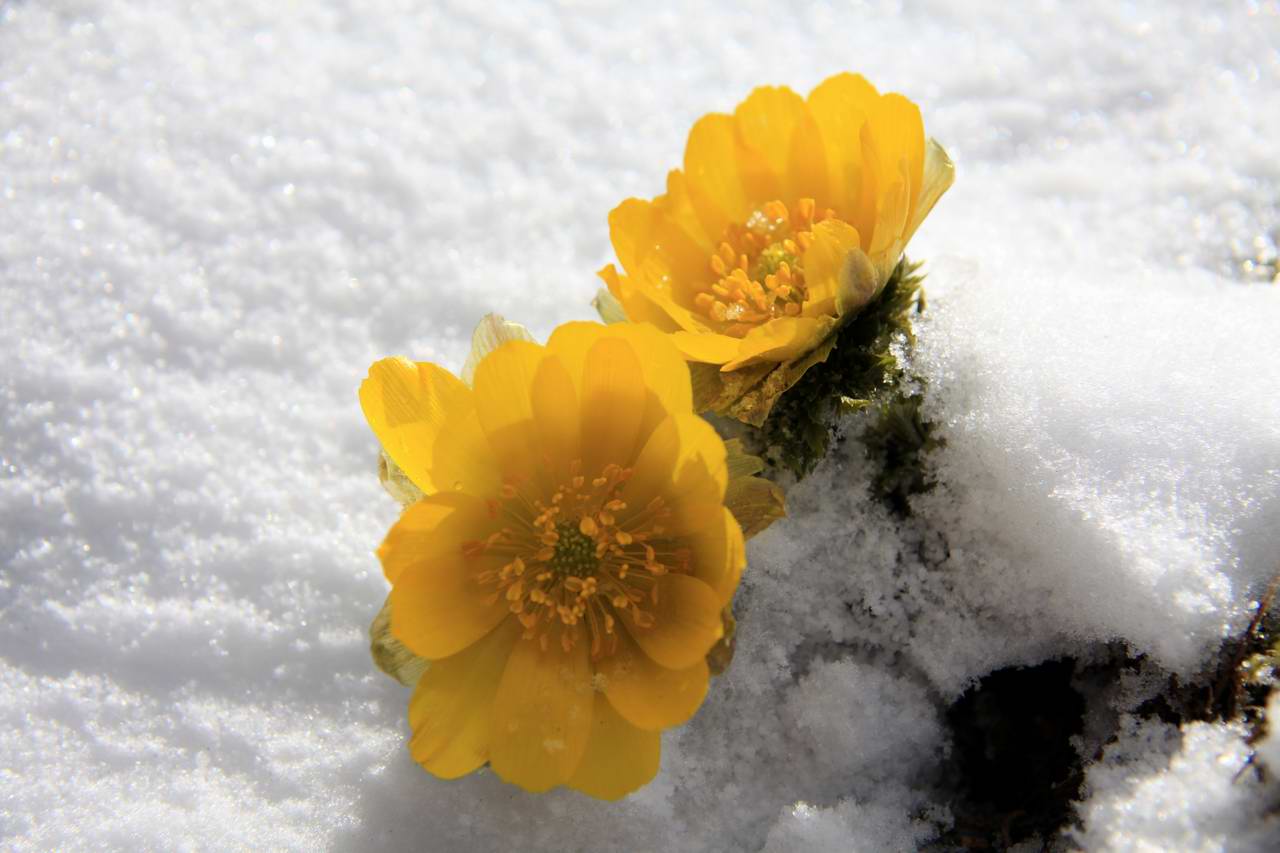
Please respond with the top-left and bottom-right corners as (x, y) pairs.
(360, 319), (755, 799)
(598, 73), (954, 422)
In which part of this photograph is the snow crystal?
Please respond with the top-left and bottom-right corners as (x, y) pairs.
(2, 0), (1279, 850)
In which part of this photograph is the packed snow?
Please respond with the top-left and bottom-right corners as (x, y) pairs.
(2, 0), (1278, 850)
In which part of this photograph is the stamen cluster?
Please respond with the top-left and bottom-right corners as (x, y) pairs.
(694, 197), (836, 336)
(470, 460), (691, 660)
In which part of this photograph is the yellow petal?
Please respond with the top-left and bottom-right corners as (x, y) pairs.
(530, 354), (580, 477)
(599, 628), (709, 732)
(686, 506), (746, 605)
(619, 573), (724, 670)
(801, 218), (862, 316)
(786, 105), (830, 209)
(662, 169), (716, 251)
(579, 336), (648, 475)
(376, 492), (494, 584)
(407, 619), (519, 779)
(381, 494), (510, 660)
(859, 94), (920, 261)
(806, 73), (879, 220)
(670, 330), (742, 365)
(471, 339), (548, 481)
(732, 85), (805, 197)
(567, 693), (661, 801)
(686, 114), (752, 233)
(429, 405), (502, 496)
(546, 321), (693, 448)
(599, 263), (705, 335)
(608, 197), (713, 310)
(489, 627), (594, 793)
(359, 357), (472, 494)
(721, 316), (837, 372)
(461, 314), (536, 386)
(868, 93), (925, 233)
(625, 413), (728, 534)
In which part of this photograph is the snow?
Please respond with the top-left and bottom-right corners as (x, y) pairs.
(2, 0), (1279, 850)
(1074, 715), (1277, 852)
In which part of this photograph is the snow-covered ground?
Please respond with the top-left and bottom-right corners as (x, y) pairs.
(3, 1), (1279, 849)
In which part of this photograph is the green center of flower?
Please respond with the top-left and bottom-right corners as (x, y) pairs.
(549, 520), (598, 578)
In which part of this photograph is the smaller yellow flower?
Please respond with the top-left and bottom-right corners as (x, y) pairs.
(598, 73), (954, 424)
(360, 317), (779, 799)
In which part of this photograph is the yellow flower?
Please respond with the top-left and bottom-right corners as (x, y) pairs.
(598, 73), (954, 422)
(360, 318), (759, 799)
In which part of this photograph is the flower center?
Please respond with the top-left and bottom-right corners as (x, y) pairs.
(467, 461), (691, 659)
(548, 520), (598, 578)
(695, 197), (836, 337)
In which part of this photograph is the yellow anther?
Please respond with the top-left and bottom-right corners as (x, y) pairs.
(710, 254), (727, 276)
(572, 475), (585, 488)
(598, 511), (615, 527)
(711, 282), (731, 299)
(796, 231), (813, 250)
(535, 546), (555, 562)
(612, 594), (630, 609)
(784, 302), (801, 316)
(592, 476), (608, 487)
(579, 516), (599, 537)
(616, 530), (633, 545)
(796, 197), (816, 222)
(738, 254), (749, 272)
(718, 242), (736, 264)
(506, 581), (524, 601)
(605, 499), (627, 512)
(710, 301), (728, 322)
(540, 530), (559, 545)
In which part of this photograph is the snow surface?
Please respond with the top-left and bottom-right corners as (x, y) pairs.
(2, 0), (1279, 850)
